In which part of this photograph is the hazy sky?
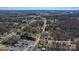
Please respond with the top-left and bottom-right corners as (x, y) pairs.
(0, 7), (79, 10)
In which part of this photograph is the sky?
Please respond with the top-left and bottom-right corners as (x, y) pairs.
(0, 7), (79, 10)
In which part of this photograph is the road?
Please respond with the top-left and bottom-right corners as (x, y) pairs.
(24, 18), (47, 51)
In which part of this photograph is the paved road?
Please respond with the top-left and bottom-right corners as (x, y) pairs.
(24, 18), (47, 51)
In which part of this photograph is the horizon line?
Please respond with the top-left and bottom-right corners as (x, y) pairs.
(0, 7), (79, 10)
